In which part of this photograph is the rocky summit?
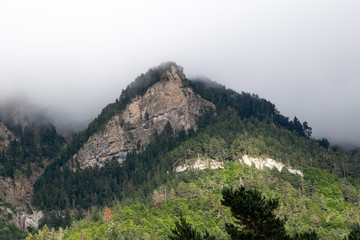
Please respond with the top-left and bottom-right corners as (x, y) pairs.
(71, 65), (215, 169)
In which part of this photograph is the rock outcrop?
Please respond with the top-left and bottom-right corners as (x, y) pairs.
(0, 177), (34, 209)
(240, 155), (303, 176)
(16, 210), (44, 230)
(175, 158), (224, 173)
(0, 175), (44, 230)
(72, 65), (215, 169)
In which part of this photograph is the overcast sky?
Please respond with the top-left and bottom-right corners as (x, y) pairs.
(0, 0), (359, 145)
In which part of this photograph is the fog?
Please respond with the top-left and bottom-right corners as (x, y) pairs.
(0, 1), (359, 145)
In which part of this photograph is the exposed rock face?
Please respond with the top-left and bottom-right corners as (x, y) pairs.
(175, 158), (224, 173)
(72, 115), (134, 169)
(16, 210), (44, 230)
(240, 155), (303, 176)
(0, 175), (44, 230)
(0, 177), (34, 209)
(73, 65), (215, 169)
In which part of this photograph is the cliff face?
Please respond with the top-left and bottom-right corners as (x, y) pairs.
(72, 65), (215, 169)
(0, 158), (45, 230)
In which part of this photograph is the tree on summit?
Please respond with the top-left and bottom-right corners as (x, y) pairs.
(302, 121), (312, 138)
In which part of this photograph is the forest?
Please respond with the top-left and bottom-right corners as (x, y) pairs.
(28, 116), (360, 239)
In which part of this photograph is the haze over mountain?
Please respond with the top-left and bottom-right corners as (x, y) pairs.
(0, 1), (359, 145)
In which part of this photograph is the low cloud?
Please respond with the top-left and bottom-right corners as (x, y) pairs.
(0, 1), (359, 145)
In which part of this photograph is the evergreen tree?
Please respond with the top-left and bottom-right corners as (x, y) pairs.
(221, 186), (289, 240)
(221, 186), (319, 240)
(345, 223), (360, 240)
(292, 230), (319, 240)
(169, 216), (215, 240)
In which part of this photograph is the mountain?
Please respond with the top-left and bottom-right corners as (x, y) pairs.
(34, 62), (303, 210)
(6, 62), (360, 239)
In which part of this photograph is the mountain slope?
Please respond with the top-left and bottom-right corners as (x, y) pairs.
(35, 116), (360, 240)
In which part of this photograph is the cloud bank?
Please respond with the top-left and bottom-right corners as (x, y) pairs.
(0, 0), (359, 144)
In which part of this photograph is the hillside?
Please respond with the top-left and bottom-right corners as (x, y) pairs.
(30, 117), (360, 239)
(4, 62), (358, 239)
(0, 101), (67, 238)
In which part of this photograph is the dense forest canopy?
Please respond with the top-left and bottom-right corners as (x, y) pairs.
(0, 122), (65, 179)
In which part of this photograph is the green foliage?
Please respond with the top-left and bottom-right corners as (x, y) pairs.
(221, 186), (288, 239)
(34, 115), (360, 238)
(169, 216), (215, 240)
(345, 223), (360, 240)
(0, 123), (65, 179)
(52, 159), (360, 239)
(186, 78), (312, 138)
(0, 217), (27, 240)
(292, 230), (319, 240)
(304, 168), (342, 199)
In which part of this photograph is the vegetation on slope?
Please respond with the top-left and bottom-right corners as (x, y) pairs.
(0, 123), (65, 179)
(30, 161), (360, 239)
(30, 116), (360, 239)
(0, 217), (27, 239)
(186, 78), (312, 138)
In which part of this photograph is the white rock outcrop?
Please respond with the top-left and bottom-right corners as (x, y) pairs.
(16, 211), (44, 230)
(240, 155), (303, 176)
(175, 158), (224, 173)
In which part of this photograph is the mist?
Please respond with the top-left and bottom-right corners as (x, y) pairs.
(0, 1), (359, 145)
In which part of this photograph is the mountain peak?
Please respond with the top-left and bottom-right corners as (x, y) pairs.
(70, 63), (215, 169)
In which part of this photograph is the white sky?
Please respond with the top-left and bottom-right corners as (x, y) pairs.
(0, 0), (360, 145)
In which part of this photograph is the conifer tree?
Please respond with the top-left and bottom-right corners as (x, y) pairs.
(221, 186), (319, 240)
(344, 223), (360, 240)
(221, 186), (289, 240)
(169, 216), (215, 240)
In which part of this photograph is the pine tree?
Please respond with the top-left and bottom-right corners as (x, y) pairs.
(169, 216), (215, 240)
(221, 186), (289, 240)
(292, 230), (319, 240)
(221, 186), (319, 240)
(345, 223), (360, 240)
